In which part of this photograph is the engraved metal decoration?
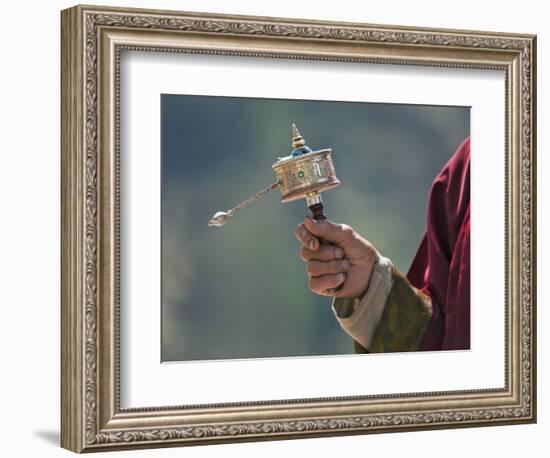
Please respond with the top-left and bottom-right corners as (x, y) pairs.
(208, 124), (340, 227)
(273, 124), (340, 203)
(61, 4), (536, 453)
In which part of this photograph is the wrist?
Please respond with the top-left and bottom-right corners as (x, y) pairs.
(355, 249), (382, 300)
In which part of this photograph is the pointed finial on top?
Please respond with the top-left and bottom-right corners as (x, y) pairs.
(292, 123), (300, 138)
(292, 123), (306, 149)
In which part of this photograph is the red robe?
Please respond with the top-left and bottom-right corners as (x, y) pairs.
(407, 137), (471, 351)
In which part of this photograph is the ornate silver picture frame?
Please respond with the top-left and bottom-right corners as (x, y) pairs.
(61, 4), (536, 453)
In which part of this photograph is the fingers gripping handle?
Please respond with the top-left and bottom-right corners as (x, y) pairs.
(308, 201), (327, 245)
(307, 201), (343, 294)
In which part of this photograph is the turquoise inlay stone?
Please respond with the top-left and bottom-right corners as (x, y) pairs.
(290, 145), (313, 157)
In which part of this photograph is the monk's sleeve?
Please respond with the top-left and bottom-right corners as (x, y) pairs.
(368, 265), (433, 353)
(332, 258), (433, 353)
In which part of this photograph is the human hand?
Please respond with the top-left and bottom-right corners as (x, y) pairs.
(295, 217), (379, 298)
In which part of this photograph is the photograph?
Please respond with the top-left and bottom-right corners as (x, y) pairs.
(161, 95), (471, 361)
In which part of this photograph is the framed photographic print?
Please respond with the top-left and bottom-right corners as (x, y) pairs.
(61, 4), (537, 453)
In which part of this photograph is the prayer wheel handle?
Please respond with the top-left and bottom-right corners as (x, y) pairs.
(307, 196), (343, 293)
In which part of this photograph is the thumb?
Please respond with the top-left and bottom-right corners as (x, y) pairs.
(303, 217), (355, 245)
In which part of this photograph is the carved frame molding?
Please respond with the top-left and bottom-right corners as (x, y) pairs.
(61, 4), (536, 452)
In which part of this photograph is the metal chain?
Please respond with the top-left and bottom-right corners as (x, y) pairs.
(227, 182), (279, 216)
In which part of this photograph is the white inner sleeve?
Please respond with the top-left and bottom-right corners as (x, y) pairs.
(332, 255), (394, 350)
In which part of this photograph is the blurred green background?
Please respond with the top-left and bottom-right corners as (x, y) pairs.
(161, 94), (469, 362)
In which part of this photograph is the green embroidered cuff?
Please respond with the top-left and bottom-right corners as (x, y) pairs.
(367, 266), (433, 353)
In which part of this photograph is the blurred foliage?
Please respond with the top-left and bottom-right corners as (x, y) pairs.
(161, 94), (469, 361)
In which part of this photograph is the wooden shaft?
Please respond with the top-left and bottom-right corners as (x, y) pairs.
(308, 202), (327, 221)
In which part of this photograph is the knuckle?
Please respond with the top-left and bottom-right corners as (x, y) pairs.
(338, 224), (354, 237)
(325, 246), (338, 260)
(337, 223), (350, 232)
(299, 247), (309, 262)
